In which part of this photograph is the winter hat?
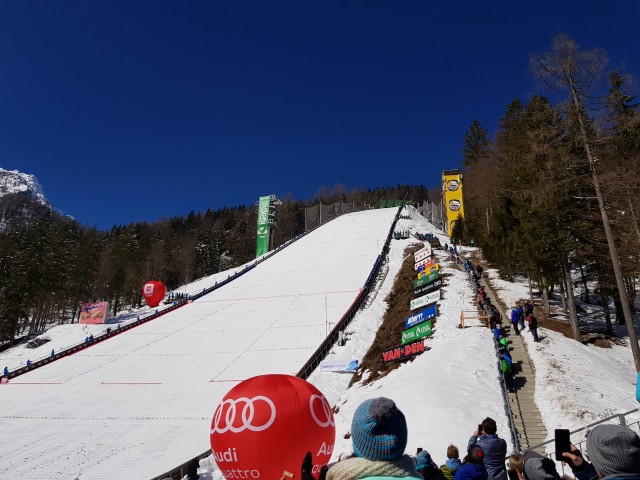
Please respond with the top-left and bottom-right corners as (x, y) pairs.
(416, 450), (436, 469)
(523, 457), (560, 480)
(350, 397), (408, 461)
(585, 424), (640, 476)
(468, 444), (485, 464)
(522, 449), (544, 463)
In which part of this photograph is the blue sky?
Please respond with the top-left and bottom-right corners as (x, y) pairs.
(1, 1), (638, 230)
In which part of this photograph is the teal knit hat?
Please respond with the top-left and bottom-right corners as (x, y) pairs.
(351, 397), (408, 461)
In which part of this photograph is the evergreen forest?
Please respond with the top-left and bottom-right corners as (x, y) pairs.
(457, 35), (640, 364)
(0, 184), (429, 345)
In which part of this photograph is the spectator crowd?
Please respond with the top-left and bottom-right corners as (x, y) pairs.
(305, 253), (638, 480)
(463, 256), (543, 394)
(301, 397), (640, 480)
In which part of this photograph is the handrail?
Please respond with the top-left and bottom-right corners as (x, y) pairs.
(149, 206), (403, 480)
(471, 268), (520, 454)
(494, 337), (521, 454)
(528, 407), (640, 455)
(297, 208), (400, 379)
(471, 266), (640, 457)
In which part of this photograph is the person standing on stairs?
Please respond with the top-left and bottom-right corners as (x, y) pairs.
(500, 348), (513, 372)
(515, 304), (525, 332)
(524, 301), (533, 318)
(493, 324), (502, 342)
(510, 308), (520, 335)
(489, 308), (501, 330)
(528, 314), (539, 342)
(500, 356), (515, 393)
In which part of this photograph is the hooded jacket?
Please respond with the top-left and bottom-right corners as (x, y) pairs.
(441, 458), (462, 480)
(454, 462), (488, 480)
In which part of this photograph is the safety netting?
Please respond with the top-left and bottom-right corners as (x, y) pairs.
(417, 199), (444, 230)
(304, 201), (372, 231)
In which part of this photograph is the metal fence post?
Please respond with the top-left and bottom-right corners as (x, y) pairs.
(619, 414), (627, 427)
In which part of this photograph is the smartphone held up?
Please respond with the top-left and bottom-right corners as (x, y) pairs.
(554, 429), (570, 461)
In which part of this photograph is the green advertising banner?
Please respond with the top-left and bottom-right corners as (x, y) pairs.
(414, 270), (439, 289)
(256, 195), (271, 257)
(401, 320), (432, 345)
(410, 290), (440, 310)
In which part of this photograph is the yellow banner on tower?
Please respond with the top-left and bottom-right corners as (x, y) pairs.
(442, 170), (464, 237)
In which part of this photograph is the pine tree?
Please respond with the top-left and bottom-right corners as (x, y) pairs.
(462, 119), (490, 167)
(532, 34), (640, 369)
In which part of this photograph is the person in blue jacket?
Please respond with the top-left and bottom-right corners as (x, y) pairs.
(562, 424), (640, 480)
(510, 309), (520, 335)
(516, 305), (525, 331)
(3, 366), (8, 375)
(454, 445), (487, 480)
(501, 351), (513, 370)
(493, 325), (502, 342)
(468, 419), (507, 480)
(441, 445), (462, 480)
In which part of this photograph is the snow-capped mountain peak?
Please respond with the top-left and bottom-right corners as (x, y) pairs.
(0, 167), (49, 205)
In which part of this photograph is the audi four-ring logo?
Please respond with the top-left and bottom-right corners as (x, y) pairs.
(211, 396), (277, 434)
(309, 394), (334, 428)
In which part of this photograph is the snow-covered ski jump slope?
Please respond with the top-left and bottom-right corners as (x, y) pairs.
(0, 208), (398, 480)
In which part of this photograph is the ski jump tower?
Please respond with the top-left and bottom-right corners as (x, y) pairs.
(441, 169), (465, 238)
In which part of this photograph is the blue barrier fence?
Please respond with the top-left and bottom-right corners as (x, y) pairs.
(2, 230), (311, 381)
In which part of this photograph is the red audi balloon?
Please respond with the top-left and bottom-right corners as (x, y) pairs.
(142, 280), (166, 308)
(210, 374), (335, 480)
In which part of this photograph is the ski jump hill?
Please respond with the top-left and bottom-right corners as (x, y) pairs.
(0, 208), (400, 480)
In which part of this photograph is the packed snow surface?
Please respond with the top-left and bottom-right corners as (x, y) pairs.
(4, 205), (636, 480)
(0, 208), (402, 479)
(307, 208), (512, 465)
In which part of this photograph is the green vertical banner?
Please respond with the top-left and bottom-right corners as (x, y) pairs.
(256, 195), (271, 257)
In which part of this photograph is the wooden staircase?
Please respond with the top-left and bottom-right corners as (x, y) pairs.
(478, 274), (549, 451)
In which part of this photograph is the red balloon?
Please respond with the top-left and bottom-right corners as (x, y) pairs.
(210, 374), (335, 480)
(142, 280), (166, 307)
